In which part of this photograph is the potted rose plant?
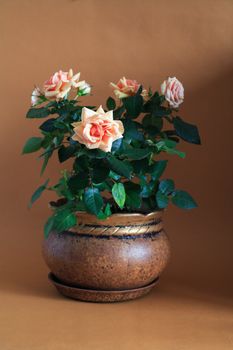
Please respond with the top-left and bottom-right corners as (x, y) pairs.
(23, 69), (200, 302)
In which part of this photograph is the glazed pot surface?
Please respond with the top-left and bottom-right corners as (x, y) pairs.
(42, 211), (170, 291)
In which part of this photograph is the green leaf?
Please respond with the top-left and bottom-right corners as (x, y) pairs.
(29, 179), (49, 208)
(104, 203), (112, 216)
(112, 183), (126, 209)
(22, 137), (42, 154)
(156, 139), (186, 159)
(39, 118), (57, 132)
(159, 179), (175, 195)
(156, 139), (177, 151)
(140, 181), (155, 198)
(46, 101), (58, 108)
(174, 116), (201, 145)
(109, 170), (121, 181)
(149, 160), (168, 180)
(143, 92), (170, 115)
(52, 176), (73, 199)
(172, 190), (197, 209)
(156, 190), (169, 209)
(73, 155), (89, 172)
(68, 172), (89, 193)
(113, 105), (125, 119)
(123, 119), (144, 141)
(97, 203), (112, 220)
(106, 97), (116, 110)
(53, 209), (77, 233)
(41, 134), (52, 149)
(97, 211), (107, 220)
(111, 138), (123, 153)
(125, 190), (141, 209)
(44, 215), (55, 238)
(75, 201), (86, 211)
(81, 149), (107, 159)
(152, 106), (171, 117)
(131, 159), (149, 175)
(124, 148), (151, 160)
(124, 181), (141, 193)
(107, 155), (132, 179)
(84, 188), (103, 215)
(94, 181), (112, 191)
(91, 166), (110, 184)
(40, 149), (52, 176)
(58, 145), (76, 163)
(142, 114), (163, 131)
(164, 147), (186, 158)
(122, 93), (143, 118)
(26, 107), (50, 118)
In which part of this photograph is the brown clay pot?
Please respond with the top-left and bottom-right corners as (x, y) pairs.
(42, 211), (170, 302)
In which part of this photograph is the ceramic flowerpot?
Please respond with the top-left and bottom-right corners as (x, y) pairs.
(42, 211), (170, 302)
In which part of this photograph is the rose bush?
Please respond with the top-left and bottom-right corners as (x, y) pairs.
(23, 69), (201, 237)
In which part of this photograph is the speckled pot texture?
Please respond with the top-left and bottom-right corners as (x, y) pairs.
(42, 211), (170, 302)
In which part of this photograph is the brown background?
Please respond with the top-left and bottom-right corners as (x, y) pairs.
(0, 0), (233, 349)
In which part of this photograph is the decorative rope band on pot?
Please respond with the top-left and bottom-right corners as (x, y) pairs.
(70, 222), (163, 236)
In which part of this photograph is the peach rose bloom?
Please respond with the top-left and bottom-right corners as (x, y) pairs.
(110, 77), (148, 100)
(72, 106), (124, 152)
(110, 77), (141, 99)
(43, 69), (86, 100)
(161, 77), (184, 108)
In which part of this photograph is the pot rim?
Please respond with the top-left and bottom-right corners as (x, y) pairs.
(69, 209), (164, 236)
(75, 210), (163, 219)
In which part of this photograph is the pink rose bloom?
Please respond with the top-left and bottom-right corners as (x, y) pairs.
(43, 69), (86, 100)
(161, 77), (184, 108)
(72, 106), (124, 152)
